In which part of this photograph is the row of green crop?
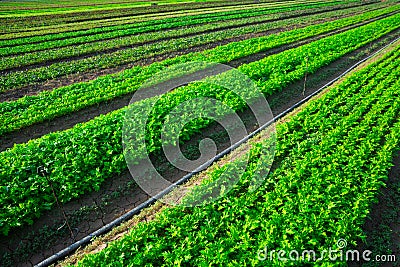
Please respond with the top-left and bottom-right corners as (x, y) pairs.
(0, 15), (398, 236)
(0, 0), (266, 25)
(0, 0), (330, 37)
(0, 0), (356, 55)
(3, 2), (392, 71)
(0, 0), (341, 46)
(0, 0), (302, 19)
(72, 45), (400, 267)
(2, 7), (398, 93)
(0, 0), (230, 17)
(1, 11), (399, 136)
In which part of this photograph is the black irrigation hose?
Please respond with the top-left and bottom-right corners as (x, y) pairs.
(35, 35), (400, 267)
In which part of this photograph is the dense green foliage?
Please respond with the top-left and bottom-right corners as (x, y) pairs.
(0, 15), (398, 235)
(73, 45), (400, 267)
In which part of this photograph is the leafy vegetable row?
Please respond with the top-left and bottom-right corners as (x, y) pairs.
(1, 10), (399, 135)
(73, 45), (400, 267)
(0, 0), (337, 39)
(2, 2), (388, 72)
(0, 0), (279, 21)
(0, 0), (343, 50)
(0, 16), (398, 235)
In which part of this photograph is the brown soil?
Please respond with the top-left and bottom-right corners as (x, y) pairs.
(1, 26), (397, 267)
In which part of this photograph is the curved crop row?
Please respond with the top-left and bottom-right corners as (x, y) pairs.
(0, 16), (398, 235)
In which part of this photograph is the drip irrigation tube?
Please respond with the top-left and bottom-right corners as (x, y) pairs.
(35, 35), (400, 267)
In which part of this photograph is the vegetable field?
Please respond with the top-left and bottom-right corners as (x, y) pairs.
(0, 0), (399, 266)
